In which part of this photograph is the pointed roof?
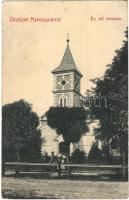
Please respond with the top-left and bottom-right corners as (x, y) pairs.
(52, 36), (83, 77)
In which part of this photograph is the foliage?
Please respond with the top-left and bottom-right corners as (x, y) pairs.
(2, 99), (42, 162)
(46, 107), (89, 155)
(89, 28), (128, 158)
(71, 149), (86, 164)
(88, 142), (102, 163)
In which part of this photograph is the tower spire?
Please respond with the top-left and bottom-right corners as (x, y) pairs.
(67, 33), (69, 45)
(52, 34), (82, 78)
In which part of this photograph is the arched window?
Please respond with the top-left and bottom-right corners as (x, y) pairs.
(59, 97), (67, 107)
(60, 98), (62, 107)
(64, 98), (67, 106)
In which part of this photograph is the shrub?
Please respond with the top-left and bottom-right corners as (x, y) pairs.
(71, 149), (86, 164)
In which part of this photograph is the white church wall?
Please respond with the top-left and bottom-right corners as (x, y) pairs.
(41, 120), (57, 155)
(81, 121), (98, 154)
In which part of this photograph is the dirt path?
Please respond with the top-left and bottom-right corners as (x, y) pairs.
(2, 175), (128, 199)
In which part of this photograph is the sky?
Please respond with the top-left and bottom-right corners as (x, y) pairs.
(3, 0), (127, 116)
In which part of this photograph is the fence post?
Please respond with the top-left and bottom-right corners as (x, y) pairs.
(2, 161), (5, 176)
(67, 167), (71, 177)
(122, 150), (126, 179)
(58, 161), (61, 178)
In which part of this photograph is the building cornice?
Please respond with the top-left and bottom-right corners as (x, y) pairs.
(52, 89), (82, 96)
(52, 69), (83, 78)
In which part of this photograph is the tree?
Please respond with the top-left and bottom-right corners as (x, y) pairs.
(2, 99), (42, 162)
(89, 28), (128, 165)
(46, 107), (89, 157)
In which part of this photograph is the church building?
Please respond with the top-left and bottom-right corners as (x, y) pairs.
(40, 35), (95, 155)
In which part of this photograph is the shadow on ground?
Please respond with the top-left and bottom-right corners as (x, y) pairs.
(2, 190), (56, 199)
(3, 172), (127, 182)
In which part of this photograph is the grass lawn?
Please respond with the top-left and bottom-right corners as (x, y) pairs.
(2, 173), (129, 199)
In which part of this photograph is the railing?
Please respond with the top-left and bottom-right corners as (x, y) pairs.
(61, 163), (125, 177)
(2, 162), (127, 179)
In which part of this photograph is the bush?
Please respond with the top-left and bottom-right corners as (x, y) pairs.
(71, 149), (86, 164)
(88, 142), (102, 163)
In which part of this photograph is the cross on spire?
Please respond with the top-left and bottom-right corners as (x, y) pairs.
(67, 33), (69, 44)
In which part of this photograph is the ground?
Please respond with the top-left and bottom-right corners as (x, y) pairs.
(2, 172), (128, 199)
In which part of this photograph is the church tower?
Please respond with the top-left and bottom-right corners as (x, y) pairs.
(40, 35), (95, 156)
(52, 35), (83, 107)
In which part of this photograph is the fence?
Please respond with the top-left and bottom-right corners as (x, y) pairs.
(2, 162), (128, 179)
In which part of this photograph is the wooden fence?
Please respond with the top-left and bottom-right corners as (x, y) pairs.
(2, 162), (128, 179)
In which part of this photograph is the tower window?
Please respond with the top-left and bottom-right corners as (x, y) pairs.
(59, 97), (67, 107)
(64, 98), (67, 106)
